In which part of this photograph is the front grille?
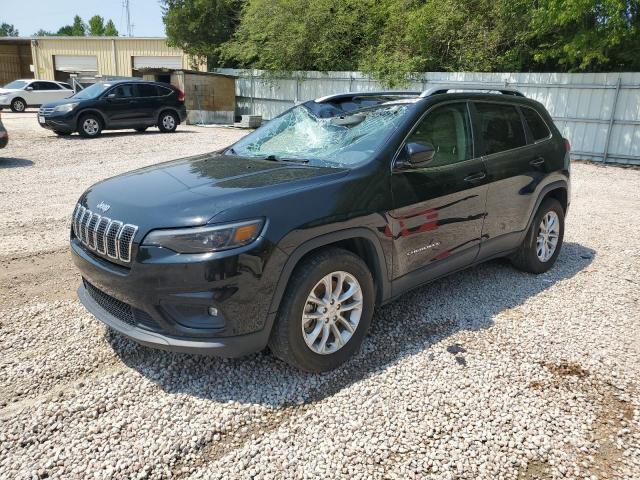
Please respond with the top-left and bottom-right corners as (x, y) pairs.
(73, 203), (138, 263)
(39, 106), (55, 116)
(84, 280), (157, 330)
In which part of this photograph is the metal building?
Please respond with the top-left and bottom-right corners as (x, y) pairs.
(0, 36), (206, 86)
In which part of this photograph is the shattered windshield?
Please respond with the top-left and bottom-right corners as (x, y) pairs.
(229, 103), (409, 167)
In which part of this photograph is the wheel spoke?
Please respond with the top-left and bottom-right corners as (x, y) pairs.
(338, 283), (360, 303)
(334, 271), (345, 300)
(306, 321), (324, 345)
(330, 324), (343, 347)
(336, 315), (355, 334)
(339, 300), (362, 313)
(318, 324), (330, 353)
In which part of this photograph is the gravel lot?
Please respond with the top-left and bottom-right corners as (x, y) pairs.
(1, 111), (639, 479)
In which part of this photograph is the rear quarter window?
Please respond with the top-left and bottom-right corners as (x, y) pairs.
(475, 102), (526, 155)
(522, 107), (551, 141)
(157, 86), (173, 96)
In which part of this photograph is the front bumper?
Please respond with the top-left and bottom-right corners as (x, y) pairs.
(38, 112), (75, 132)
(71, 237), (288, 357)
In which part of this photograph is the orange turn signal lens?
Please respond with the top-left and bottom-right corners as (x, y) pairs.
(233, 224), (259, 243)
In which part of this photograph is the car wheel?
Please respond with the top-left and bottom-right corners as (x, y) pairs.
(78, 114), (102, 138)
(53, 130), (72, 136)
(269, 248), (375, 372)
(158, 111), (178, 133)
(135, 127), (148, 133)
(10, 98), (26, 113)
(511, 198), (565, 274)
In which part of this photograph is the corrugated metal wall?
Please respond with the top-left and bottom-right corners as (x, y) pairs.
(0, 43), (32, 85)
(31, 37), (205, 80)
(216, 69), (640, 166)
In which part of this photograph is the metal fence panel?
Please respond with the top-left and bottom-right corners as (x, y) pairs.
(215, 68), (640, 165)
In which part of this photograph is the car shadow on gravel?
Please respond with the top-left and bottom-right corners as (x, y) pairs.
(107, 241), (595, 408)
(0, 157), (34, 168)
(56, 130), (196, 140)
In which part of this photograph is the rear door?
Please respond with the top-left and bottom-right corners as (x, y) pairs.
(472, 101), (549, 255)
(390, 101), (488, 285)
(135, 83), (161, 124)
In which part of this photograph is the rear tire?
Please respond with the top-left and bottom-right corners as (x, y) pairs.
(268, 248), (375, 372)
(158, 111), (178, 133)
(78, 113), (102, 138)
(10, 98), (26, 113)
(511, 198), (564, 274)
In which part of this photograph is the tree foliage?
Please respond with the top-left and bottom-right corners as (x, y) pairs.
(104, 20), (119, 36)
(0, 22), (19, 36)
(34, 15), (118, 37)
(88, 15), (106, 36)
(163, 0), (640, 86)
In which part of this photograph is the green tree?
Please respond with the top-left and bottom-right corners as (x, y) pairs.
(0, 22), (19, 36)
(104, 19), (119, 36)
(88, 15), (105, 36)
(33, 29), (56, 36)
(71, 15), (87, 36)
(162, 0), (246, 65)
(57, 25), (74, 36)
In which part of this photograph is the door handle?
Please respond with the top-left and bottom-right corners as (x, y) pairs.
(464, 172), (486, 183)
(529, 157), (545, 167)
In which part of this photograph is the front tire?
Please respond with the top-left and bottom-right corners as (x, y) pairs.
(511, 198), (565, 274)
(269, 248), (375, 372)
(78, 114), (102, 138)
(10, 98), (26, 113)
(158, 111), (178, 133)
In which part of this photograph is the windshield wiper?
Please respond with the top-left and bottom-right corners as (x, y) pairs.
(264, 155), (309, 164)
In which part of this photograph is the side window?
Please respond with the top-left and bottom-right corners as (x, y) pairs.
(157, 86), (172, 96)
(138, 84), (159, 97)
(42, 82), (61, 90)
(522, 107), (551, 142)
(29, 82), (44, 90)
(475, 103), (526, 155)
(406, 103), (473, 167)
(110, 84), (137, 98)
(59, 82), (72, 90)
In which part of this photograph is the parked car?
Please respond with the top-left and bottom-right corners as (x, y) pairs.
(70, 85), (570, 371)
(0, 79), (73, 112)
(0, 111), (7, 148)
(38, 80), (187, 138)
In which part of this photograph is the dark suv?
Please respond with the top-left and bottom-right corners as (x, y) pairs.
(38, 80), (187, 138)
(70, 85), (570, 371)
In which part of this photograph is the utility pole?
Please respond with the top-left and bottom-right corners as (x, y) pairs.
(123, 0), (134, 37)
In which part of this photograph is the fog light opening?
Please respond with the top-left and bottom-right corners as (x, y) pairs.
(208, 306), (219, 317)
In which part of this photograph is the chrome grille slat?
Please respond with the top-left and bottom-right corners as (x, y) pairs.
(39, 106), (55, 115)
(72, 203), (137, 263)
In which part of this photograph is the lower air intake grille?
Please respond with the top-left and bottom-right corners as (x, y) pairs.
(84, 280), (157, 330)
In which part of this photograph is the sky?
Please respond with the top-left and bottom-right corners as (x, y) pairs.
(1, 0), (166, 37)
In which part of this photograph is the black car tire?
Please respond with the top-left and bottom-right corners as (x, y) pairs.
(53, 130), (72, 136)
(511, 198), (565, 274)
(158, 111), (178, 133)
(135, 127), (148, 133)
(269, 248), (375, 372)
(78, 113), (103, 138)
(10, 98), (26, 113)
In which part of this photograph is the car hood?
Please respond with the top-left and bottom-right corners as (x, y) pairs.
(42, 97), (79, 108)
(80, 152), (348, 233)
(0, 88), (19, 94)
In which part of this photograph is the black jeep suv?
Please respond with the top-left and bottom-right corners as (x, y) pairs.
(71, 85), (570, 372)
(38, 80), (186, 138)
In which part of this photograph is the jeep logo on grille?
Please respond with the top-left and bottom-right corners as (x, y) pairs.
(96, 201), (111, 213)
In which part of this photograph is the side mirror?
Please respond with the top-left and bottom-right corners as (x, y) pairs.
(404, 141), (436, 167)
(106, 93), (116, 99)
(25, 86), (34, 91)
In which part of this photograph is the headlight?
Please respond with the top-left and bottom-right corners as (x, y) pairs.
(142, 219), (264, 253)
(54, 102), (79, 113)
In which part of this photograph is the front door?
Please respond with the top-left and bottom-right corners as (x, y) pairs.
(389, 102), (488, 289)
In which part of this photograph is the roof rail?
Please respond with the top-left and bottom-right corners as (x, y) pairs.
(419, 84), (524, 98)
(315, 91), (420, 103)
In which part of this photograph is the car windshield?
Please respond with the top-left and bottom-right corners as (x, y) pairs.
(229, 103), (410, 167)
(71, 83), (112, 100)
(4, 80), (28, 89)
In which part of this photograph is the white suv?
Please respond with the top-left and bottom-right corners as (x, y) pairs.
(0, 79), (74, 112)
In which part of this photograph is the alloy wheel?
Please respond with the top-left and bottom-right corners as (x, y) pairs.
(13, 100), (25, 112)
(83, 118), (99, 135)
(536, 211), (560, 262)
(162, 114), (176, 130)
(301, 271), (363, 355)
